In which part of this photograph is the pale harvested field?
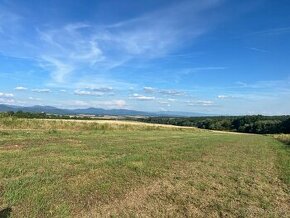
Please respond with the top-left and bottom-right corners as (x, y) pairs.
(42, 119), (250, 134)
(46, 118), (199, 129)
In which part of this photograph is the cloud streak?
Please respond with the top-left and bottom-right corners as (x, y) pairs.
(248, 47), (268, 53)
(32, 89), (51, 93)
(187, 100), (215, 107)
(0, 92), (14, 97)
(15, 86), (28, 91)
(143, 87), (185, 96)
(131, 93), (155, 101)
(74, 90), (104, 96)
(0, 92), (15, 104)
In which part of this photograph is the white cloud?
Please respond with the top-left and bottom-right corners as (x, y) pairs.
(131, 93), (155, 101)
(41, 56), (74, 83)
(0, 92), (14, 104)
(0, 98), (15, 104)
(28, 97), (41, 101)
(0, 92), (14, 97)
(143, 87), (185, 96)
(38, 24), (105, 65)
(135, 96), (155, 100)
(74, 90), (103, 96)
(159, 89), (185, 96)
(143, 87), (155, 93)
(32, 89), (51, 93)
(36, 23), (107, 83)
(187, 100), (215, 106)
(89, 87), (113, 92)
(217, 95), (229, 99)
(15, 86), (28, 91)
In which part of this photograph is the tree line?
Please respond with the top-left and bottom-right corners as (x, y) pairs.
(138, 115), (290, 134)
(1, 111), (69, 119)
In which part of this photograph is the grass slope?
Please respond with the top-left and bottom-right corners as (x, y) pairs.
(0, 118), (289, 217)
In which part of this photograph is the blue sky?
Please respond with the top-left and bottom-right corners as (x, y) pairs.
(0, 0), (290, 115)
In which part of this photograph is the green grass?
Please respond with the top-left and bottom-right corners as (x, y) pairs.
(0, 118), (289, 217)
(273, 134), (290, 185)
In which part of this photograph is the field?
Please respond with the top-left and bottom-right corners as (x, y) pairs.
(0, 118), (289, 217)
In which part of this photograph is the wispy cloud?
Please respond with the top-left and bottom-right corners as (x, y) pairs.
(235, 80), (290, 91)
(0, 92), (14, 104)
(74, 90), (104, 96)
(131, 93), (155, 101)
(250, 27), (290, 36)
(248, 47), (268, 53)
(73, 86), (114, 96)
(186, 66), (227, 72)
(158, 101), (171, 107)
(143, 87), (155, 93)
(32, 89), (51, 93)
(41, 56), (74, 83)
(102, 0), (221, 57)
(143, 87), (185, 96)
(15, 86), (28, 91)
(187, 100), (215, 107)
(0, 98), (15, 104)
(0, 8), (22, 35)
(159, 89), (185, 96)
(28, 97), (41, 101)
(89, 87), (113, 92)
(217, 95), (230, 99)
(0, 92), (14, 97)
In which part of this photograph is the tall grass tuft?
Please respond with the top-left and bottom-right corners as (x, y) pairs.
(274, 134), (290, 145)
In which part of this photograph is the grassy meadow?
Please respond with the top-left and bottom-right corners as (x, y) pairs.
(0, 118), (289, 217)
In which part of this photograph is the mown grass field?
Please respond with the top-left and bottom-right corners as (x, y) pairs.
(0, 118), (289, 217)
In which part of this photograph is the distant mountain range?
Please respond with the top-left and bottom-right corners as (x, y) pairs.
(0, 104), (214, 117)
